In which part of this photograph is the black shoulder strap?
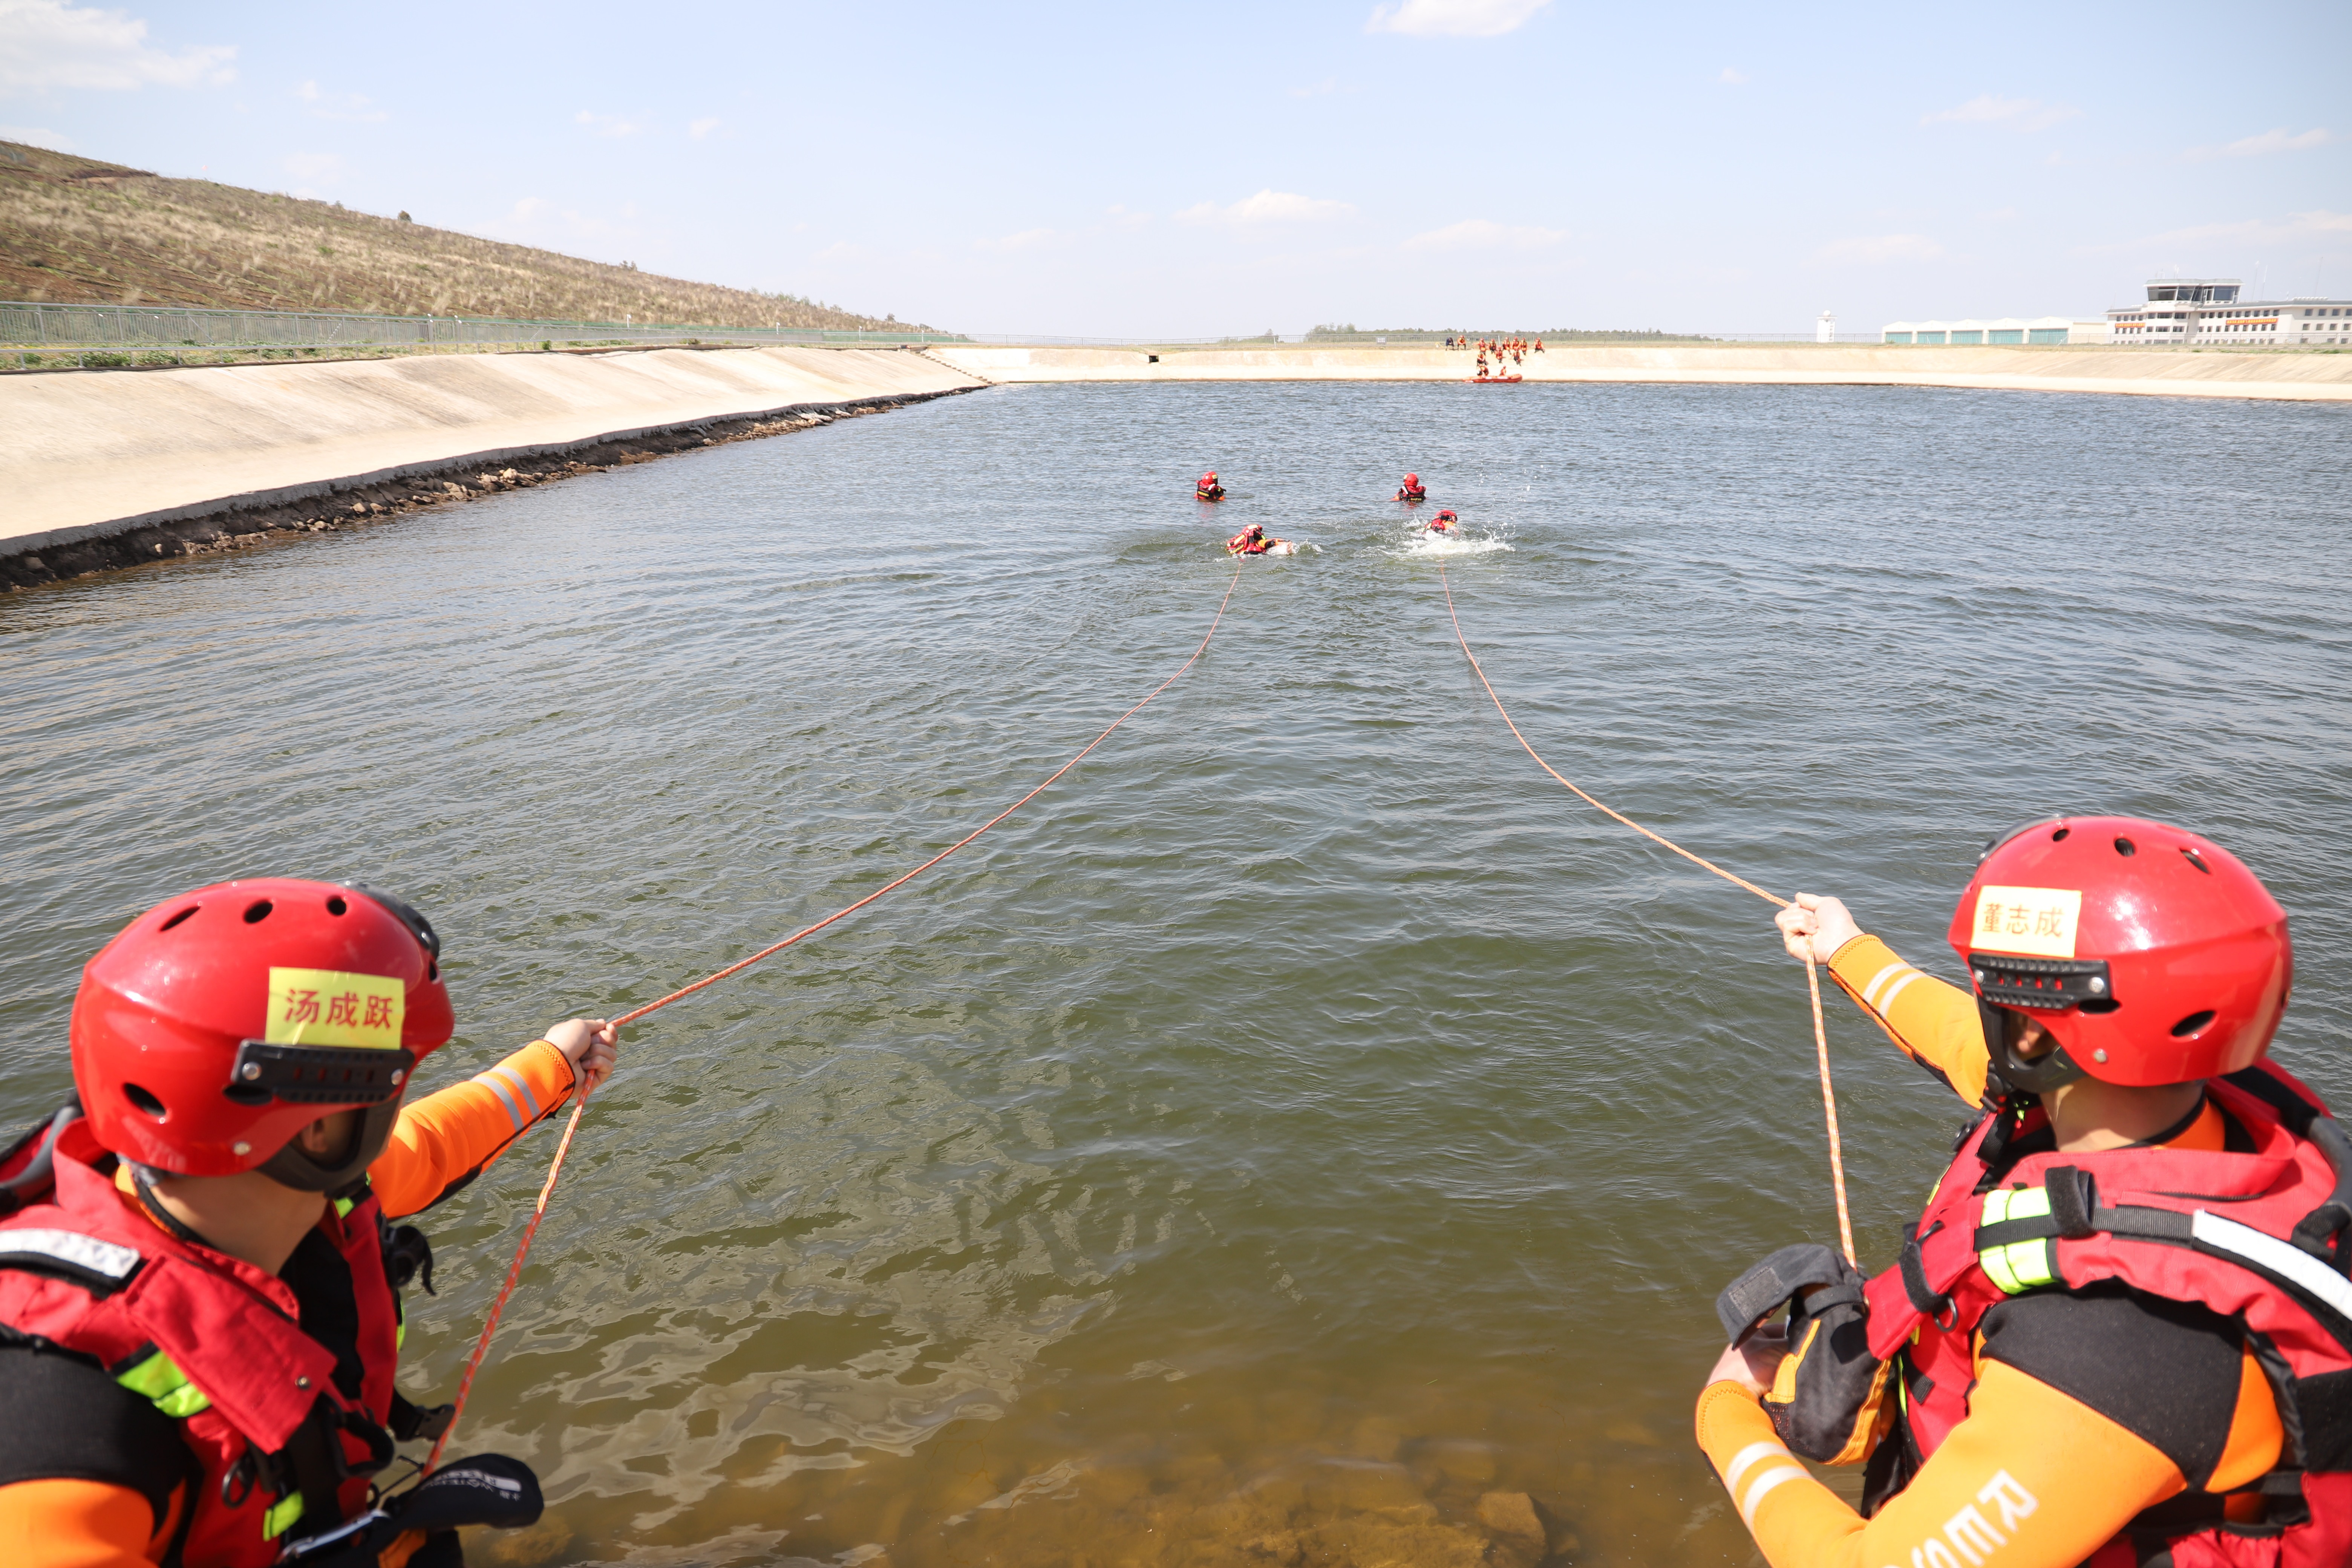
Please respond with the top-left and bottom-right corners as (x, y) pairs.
(0, 1341), (198, 1539)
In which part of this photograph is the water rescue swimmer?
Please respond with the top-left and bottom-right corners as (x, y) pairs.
(1226, 524), (1297, 557)
(1196, 471), (1225, 502)
(1395, 473), (1428, 503)
(1427, 510), (1459, 534)
(1701, 817), (2349, 1568)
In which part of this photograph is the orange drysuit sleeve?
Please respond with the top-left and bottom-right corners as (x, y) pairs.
(368, 1038), (581, 1218)
(1696, 1368), (2179, 1568)
(1825, 933), (1992, 1106)
(0, 1478), (179, 1568)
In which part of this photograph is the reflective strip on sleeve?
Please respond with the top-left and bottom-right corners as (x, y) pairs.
(0, 1228), (141, 1282)
(485, 1062), (545, 1122)
(1739, 1463), (1810, 1529)
(1722, 1439), (1789, 1494)
(1979, 1188), (2058, 1295)
(1859, 963), (1909, 1009)
(472, 1067), (529, 1133)
(1876, 969), (1927, 1013)
(2193, 1210), (2352, 1324)
(115, 1347), (214, 1418)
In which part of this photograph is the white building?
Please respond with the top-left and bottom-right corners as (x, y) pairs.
(1880, 316), (2087, 345)
(2106, 279), (2352, 346)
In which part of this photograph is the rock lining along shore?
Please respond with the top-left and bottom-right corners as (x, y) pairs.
(6, 341), (2345, 593)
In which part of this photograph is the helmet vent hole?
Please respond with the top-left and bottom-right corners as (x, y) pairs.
(2081, 998), (2121, 1015)
(426, 956), (438, 982)
(123, 1083), (167, 1121)
(158, 905), (199, 932)
(2170, 1009), (2217, 1038)
(242, 899), (274, 924)
(2051, 827), (2071, 842)
(2113, 836), (2137, 857)
(2182, 848), (2212, 874)
(325, 895), (348, 916)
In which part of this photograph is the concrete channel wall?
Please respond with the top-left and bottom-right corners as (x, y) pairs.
(928, 343), (2352, 401)
(1, 344), (987, 555)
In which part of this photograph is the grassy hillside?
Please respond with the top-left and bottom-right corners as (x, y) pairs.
(0, 141), (925, 331)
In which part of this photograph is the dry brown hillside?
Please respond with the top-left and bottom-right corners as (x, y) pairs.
(0, 141), (926, 331)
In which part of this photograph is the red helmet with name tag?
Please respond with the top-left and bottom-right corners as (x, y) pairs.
(71, 877), (454, 1186)
(1946, 816), (2290, 1089)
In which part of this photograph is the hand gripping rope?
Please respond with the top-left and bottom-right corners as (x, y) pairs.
(1435, 563), (1857, 1267)
(426, 564), (1245, 1470)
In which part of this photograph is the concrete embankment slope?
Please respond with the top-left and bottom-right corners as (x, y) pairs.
(2, 345), (985, 554)
(931, 344), (2352, 401)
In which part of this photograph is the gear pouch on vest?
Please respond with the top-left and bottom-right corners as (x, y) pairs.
(1718, 1243), (1891, 1464)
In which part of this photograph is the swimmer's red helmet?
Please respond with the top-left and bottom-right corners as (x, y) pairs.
(1435, 510), (1457, 521)
(1404, 473), (1420, 485)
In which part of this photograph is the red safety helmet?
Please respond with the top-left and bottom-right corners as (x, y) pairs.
(1404, 473), (1420, 485)
(1946, 816), (2290, 1091)
(71, 878), (455, 1187)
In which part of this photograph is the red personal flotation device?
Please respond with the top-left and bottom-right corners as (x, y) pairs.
(0, 1120), (415, 1566)
(1227, 526), (1268, 554)
(1860, 1063), (2352, 1565)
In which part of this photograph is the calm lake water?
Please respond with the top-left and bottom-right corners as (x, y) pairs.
(4, 380), (2349, 1567)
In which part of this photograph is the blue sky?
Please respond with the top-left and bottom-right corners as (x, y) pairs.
(2, 0), (2346, 335)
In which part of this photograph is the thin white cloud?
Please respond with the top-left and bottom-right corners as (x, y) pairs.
(1815, 233), (1946, 265)
(294, 79), (384, 122)
(0, 0), (234, 90)
(0, 122), (73, 149)
(1178, 189), (1357, 225)
(975, 227), (1060, 253)
(1922, 94), (2081, 132)
(1718, 67), (1748, 84)
(1104, 204), (1152, 231)
(2107, 208), (2352, 251)
(688, 115), (719, 139)
(1366, 0), (1550, 38)
(281, 151), (342, 184)
(2185, 126), (2331, 161)
(1291, 77), (1338, 98)
(575, 109), (646, 138)
(1404, 218), (1565, 251)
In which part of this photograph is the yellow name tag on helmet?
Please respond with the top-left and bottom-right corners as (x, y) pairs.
(264, 968), (405, 1049)
(1970, 887), (2084, 959)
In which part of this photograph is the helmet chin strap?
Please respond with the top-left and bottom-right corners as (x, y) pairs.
(257, 1098), (404, 1193)
(1981, 1001), (2089, 1096)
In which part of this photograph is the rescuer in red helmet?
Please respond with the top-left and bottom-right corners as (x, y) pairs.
(0, 879), (622, 1568)
(1196, 470), (1225, 502)
(1394, 473), (1428, 503)
(1427, 509), (1458, 533)
(1695, 818), (2352, 1567)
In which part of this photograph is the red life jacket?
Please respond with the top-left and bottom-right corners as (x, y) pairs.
(1859, 1063), (2352, 1566)
(0, 1121), (407, 1566)
(1227, 529), (1268, 554)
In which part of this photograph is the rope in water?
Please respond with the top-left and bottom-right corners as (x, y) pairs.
(426, 563), (1246, 1470)
(1435, 561), (1857, 1267)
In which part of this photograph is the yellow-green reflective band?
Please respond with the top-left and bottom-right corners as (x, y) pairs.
(332, 1196), (356, 1218)
(263, 1493), (306, 1538)
(396, 1319), (406, 1350)
(1979, 1187), (2058, 1294)
(114, 1349), (213, 1418)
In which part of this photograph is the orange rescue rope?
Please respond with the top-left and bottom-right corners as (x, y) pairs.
(1435, 562), (1857, 1266)
(428, 564), (1245, 1469)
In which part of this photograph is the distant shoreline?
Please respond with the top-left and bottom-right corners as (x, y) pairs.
(929, 343), (2352, 402)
